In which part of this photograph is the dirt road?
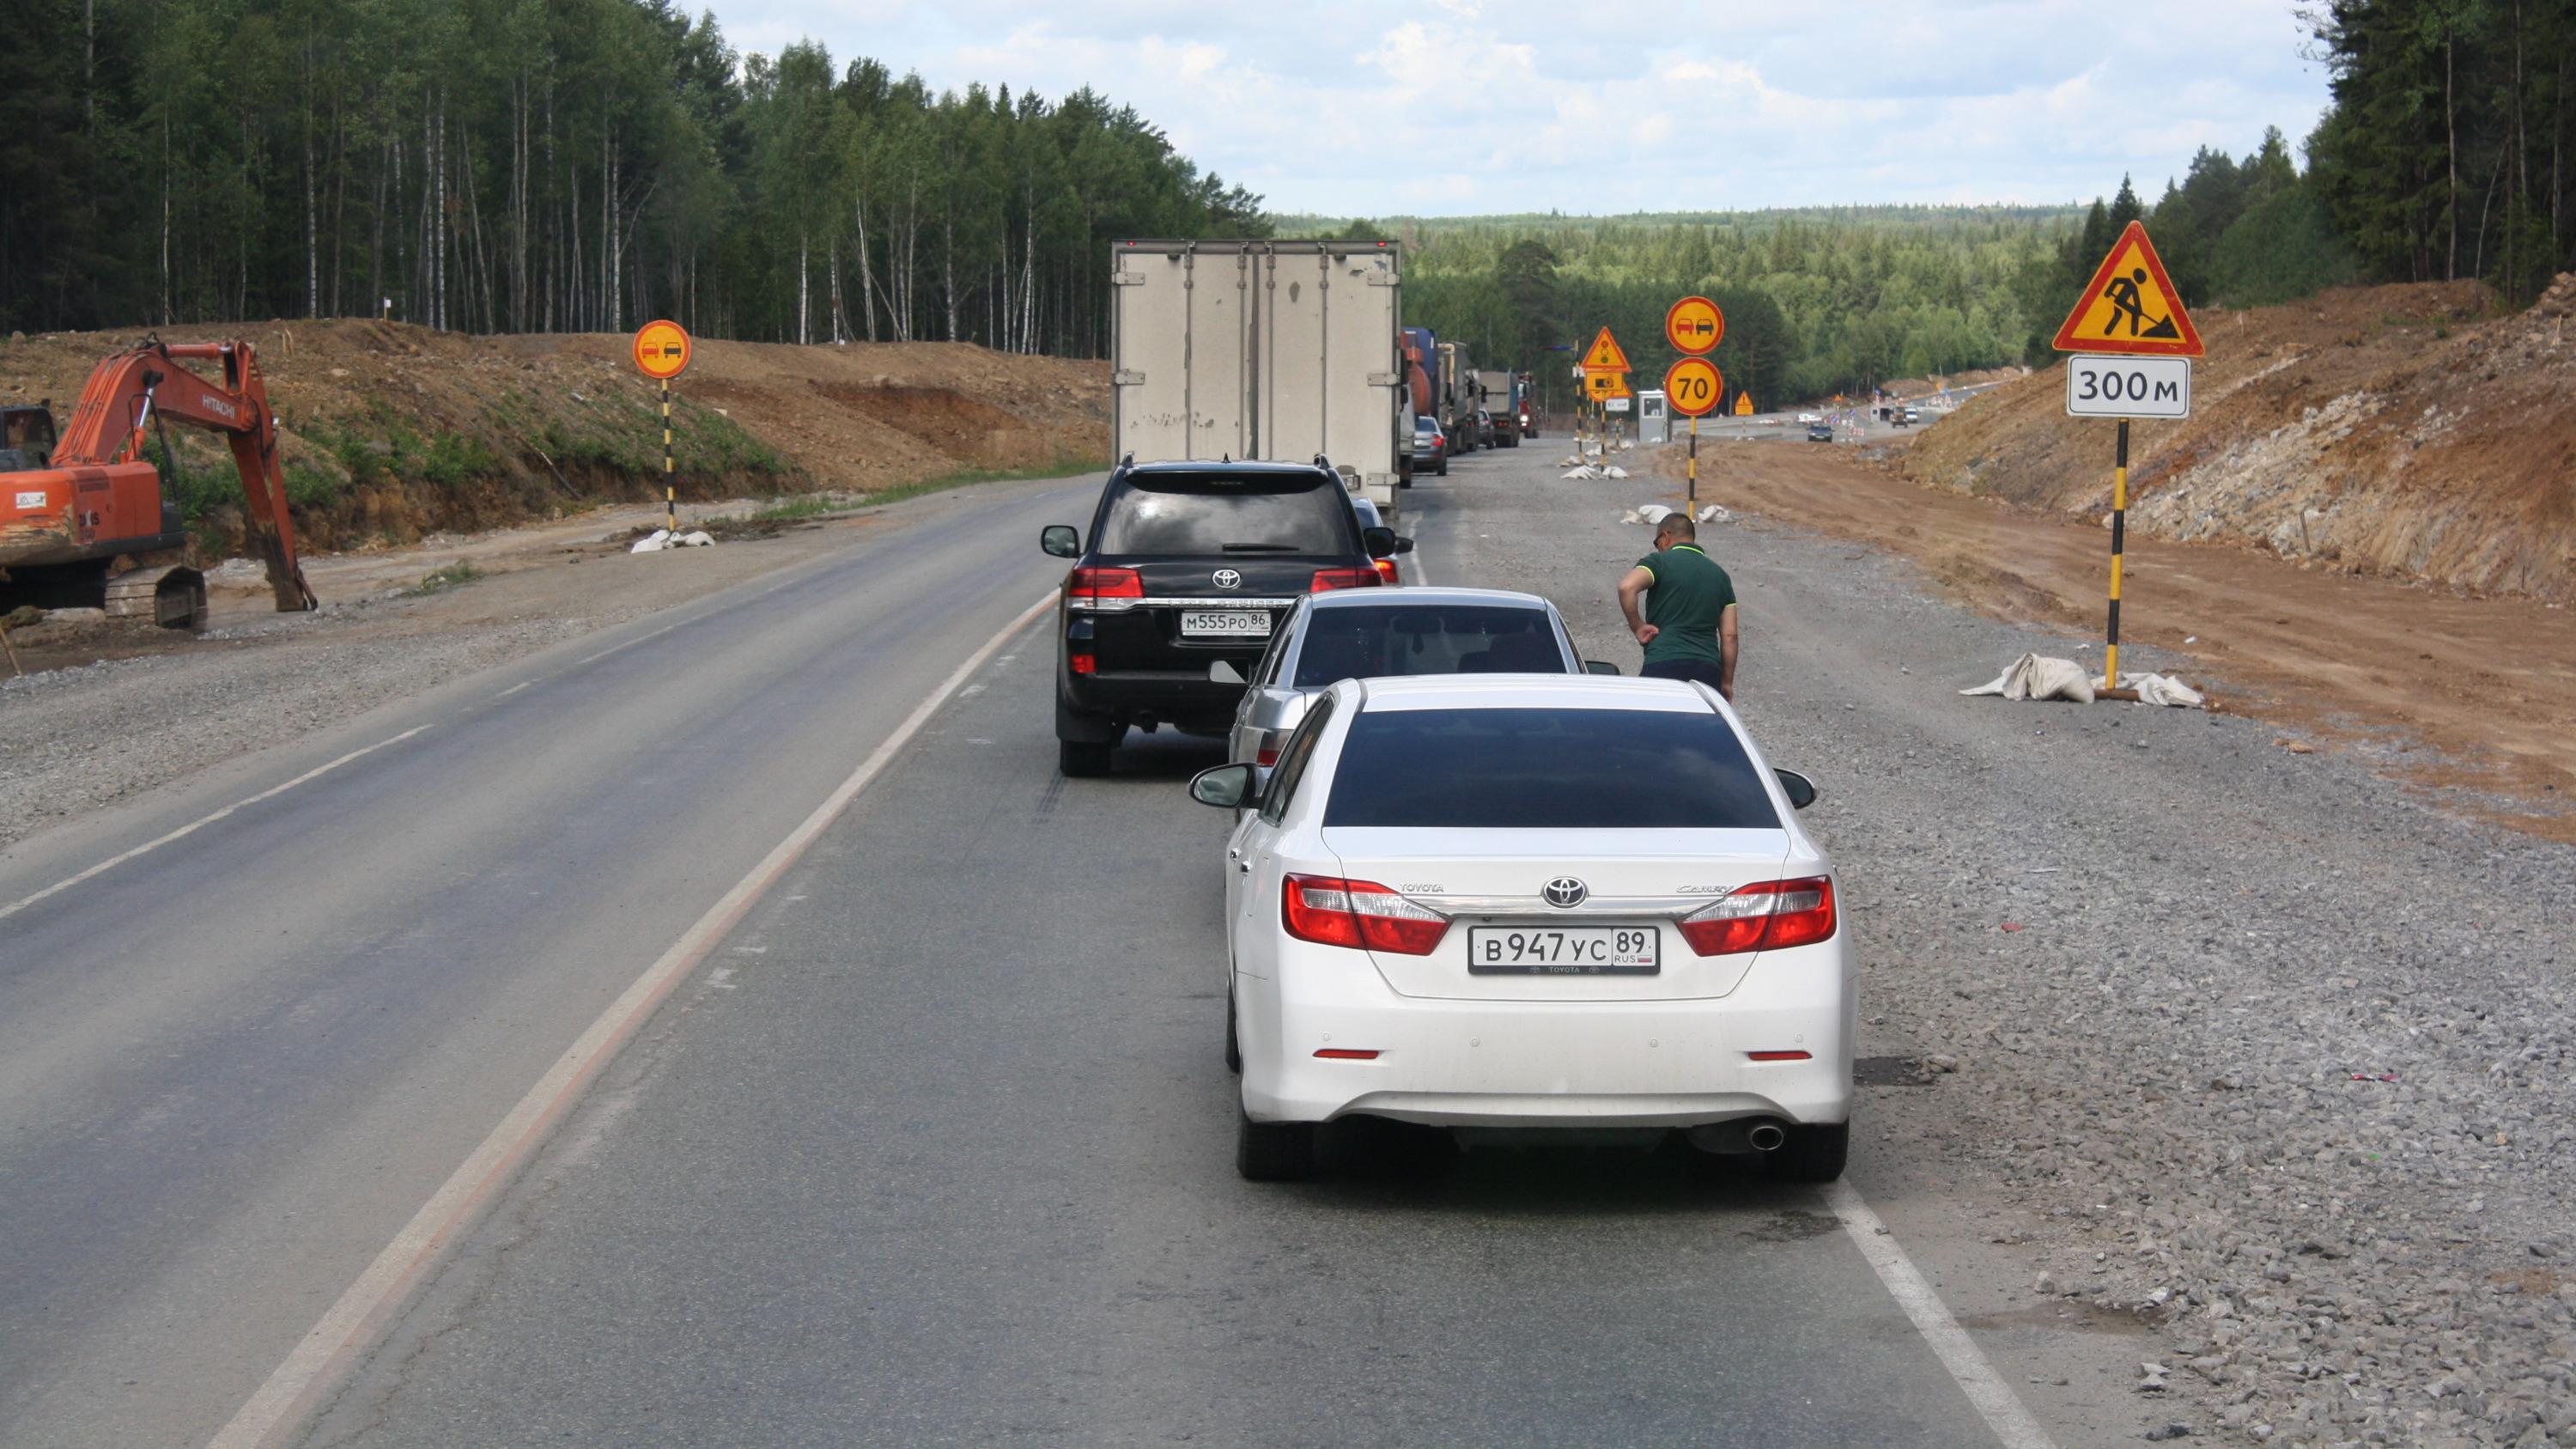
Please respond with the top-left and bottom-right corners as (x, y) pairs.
(1660, 436), (2576, 841)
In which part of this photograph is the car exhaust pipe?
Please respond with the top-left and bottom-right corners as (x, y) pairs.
(1745, 1122), (1788, 1153)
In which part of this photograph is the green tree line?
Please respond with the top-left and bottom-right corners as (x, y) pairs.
(0, 0), (1267, 350)
(1293, 207), (2076, 410)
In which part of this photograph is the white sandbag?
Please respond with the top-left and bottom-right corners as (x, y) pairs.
(677, 530), (714, 547)
(1696, 504), (1732, 523)
(1959, 653), (2096, 703)
(629, 529), (671, 554)
(2120, 672), (2205, 708)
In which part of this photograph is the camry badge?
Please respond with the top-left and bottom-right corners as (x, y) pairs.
(1212, 569), (1242, 590)
(1542, 876), (1589, 909)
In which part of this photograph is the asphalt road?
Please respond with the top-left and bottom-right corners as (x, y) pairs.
(268, 458), (2029, 1448)
(0, 476), (1102, 1449)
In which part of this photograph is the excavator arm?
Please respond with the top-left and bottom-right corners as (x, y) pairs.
(45, 339), (316, 612)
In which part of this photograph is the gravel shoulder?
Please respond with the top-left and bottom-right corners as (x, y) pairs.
(1413, 446), (2576, 1448)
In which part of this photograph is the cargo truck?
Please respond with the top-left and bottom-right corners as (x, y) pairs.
(1473, 369), (1520, 448)
(1109, 239), (1407, 514)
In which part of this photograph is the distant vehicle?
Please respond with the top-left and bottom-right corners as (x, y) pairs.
(1806, 422), (1834, 442)
(1475, 409), (1498, 447)
(1217, 586), (1594, 770)
(1796, 412), (1822, 424)
(1473, 370), (1520, 448)
(1902, 406), (1923, 425)
(1517, 396), (1539, 439)
(1352, 497), (1400, 584)
(1039, 459), (1409, 777)
(1889, 411), (1911, 429)
(1410, 415), (1448, 477)
(1188, 673), (1847, 1183)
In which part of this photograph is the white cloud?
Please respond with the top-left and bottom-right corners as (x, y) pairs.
(729, 0), (2336, 215)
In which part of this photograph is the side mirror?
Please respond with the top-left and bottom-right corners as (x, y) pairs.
(1361, 525), (1397, 558)
(1040, 525), (1080, 557)
(1774, 769), (1818, 811)
(1393, 535), (1416, 556)
(1208, 659), (1245, 685)
(1189, 762), (1258, 810)
(1585, 660), (1621, 676)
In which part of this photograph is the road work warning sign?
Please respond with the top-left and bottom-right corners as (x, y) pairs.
(1580, 327), (1632, 374)
(2052, 221), (2202, 357)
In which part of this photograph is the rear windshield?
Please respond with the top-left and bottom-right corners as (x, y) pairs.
(1323, 707), (1780, 830)
(1097, 473), (1352, 556)
(1293, 606), (1567, 686)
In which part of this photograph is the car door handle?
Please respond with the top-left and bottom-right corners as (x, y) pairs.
(1236, 860), (1252, 874)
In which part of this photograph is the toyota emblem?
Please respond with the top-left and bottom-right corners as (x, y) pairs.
(1542, 876), (1589, 909)
(1212, 569), (1242, 590)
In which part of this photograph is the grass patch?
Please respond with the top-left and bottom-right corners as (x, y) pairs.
(405, 560), (483, 596)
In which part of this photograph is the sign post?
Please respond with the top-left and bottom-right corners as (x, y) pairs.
(631, 320), (694, 537)
(2050, 222), (2200, 688)
(1662, 297), (1725, 507)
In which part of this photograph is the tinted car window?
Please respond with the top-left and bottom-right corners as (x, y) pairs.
(1261, 695), (1336, 824)
(1097, 472), (1352, 556)
(1292, 606), (1568, 686)
(1323, 707), (1779, 830)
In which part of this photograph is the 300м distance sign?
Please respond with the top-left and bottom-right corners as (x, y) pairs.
(2065, 355), (2190, 419)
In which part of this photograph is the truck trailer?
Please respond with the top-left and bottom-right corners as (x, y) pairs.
(1109, 239), (1407, 514)
(1473, 369), (1520, 448)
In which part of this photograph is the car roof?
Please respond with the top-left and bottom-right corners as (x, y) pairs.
(1343, 675), (1712, 714)
(1303, 585), (1555, 612)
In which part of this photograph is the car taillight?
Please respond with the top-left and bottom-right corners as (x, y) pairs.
(1677, 877), (1837, 956)
(1281, 874), (1449, 955)
(1309, 568), (1381, 592)
(1066, 566), (1143, 611)
(1373, 557), (1400, 584)
(1070, 653), (1097, 675)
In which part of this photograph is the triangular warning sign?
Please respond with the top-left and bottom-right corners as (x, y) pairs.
(1580, 326), (1631, 373)
(2053, 221), (2202, 357)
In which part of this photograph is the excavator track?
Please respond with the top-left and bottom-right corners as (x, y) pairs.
(101, 564), (208, 630)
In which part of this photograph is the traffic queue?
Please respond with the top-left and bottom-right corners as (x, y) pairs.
(1037, 454), (1855, 1184)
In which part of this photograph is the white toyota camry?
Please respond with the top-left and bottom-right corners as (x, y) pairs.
(1189, 675), (1853, 1182)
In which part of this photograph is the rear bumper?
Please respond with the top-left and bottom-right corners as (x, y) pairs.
(1239, 941), (1855, 1129)
(1060, 667), (1247, 725)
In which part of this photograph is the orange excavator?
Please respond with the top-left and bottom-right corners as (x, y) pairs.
(1, 338), (316, 629)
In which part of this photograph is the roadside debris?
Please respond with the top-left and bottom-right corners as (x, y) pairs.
(629, 529), (715, 554)
(1563, 465), (1629, 481)
(2275, 737), (2316, 753)
(1959, 653), (2204, 707)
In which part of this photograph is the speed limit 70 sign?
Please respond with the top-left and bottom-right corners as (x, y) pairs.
(2065, 354), (2190, 419)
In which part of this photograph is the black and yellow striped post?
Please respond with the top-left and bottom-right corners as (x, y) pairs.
(2104, 418), (2129, 686)
(661, 378), (676, 539)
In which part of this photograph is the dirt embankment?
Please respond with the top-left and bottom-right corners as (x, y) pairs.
(1902, 276), (2576, 603)
(0, 321), (1109, 557)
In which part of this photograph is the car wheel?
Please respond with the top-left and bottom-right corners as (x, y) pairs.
(1435, 458), (1448, 476)
(1398, 472), (1412, 489)
(1765, 1121), (1850, 1183)
(1224, 989), (1242, 1075)
(1236, 1108), (1316, 1181)
(1057, 740), (1113, 777)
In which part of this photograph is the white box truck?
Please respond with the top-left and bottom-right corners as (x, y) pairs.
(1473, 369), (1519, 448)
(1109, 239), (1406, 514)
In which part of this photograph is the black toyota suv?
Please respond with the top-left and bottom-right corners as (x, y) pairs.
(1041, 460), (1411, 776)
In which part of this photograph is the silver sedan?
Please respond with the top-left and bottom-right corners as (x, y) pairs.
(1214, 586), (1609, 768)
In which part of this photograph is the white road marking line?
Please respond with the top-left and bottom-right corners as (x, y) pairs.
(0, 727), (434, 924)
(572, 617), (688, 668)
(206, 589), (1058, 1449)
(1824, 1179), (2058, 1449)
(495, 681), (532, 698)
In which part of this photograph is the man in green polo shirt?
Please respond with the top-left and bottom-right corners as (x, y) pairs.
(1615, 512), (1738, 700)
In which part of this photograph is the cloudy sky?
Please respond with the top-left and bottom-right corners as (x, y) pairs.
(714, 0), (2336, 217)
